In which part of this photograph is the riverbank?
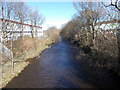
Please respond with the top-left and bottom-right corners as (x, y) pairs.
(1, 36), (58, 88)
(4, 38), (120, 88)
(64, 38), (120, 82)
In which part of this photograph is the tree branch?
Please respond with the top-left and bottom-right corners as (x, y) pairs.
(102, 0), (120, 11)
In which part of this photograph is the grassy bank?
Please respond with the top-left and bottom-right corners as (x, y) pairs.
(1, 26), (61, 88)
(0, 35), (59, 88)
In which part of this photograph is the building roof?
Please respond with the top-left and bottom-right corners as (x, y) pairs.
(96, 20), (120, 25)
(0, 18), (42, 29)
(80, 20), (119, 28)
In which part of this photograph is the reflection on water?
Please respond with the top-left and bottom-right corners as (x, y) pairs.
(5, 38), (120, 88)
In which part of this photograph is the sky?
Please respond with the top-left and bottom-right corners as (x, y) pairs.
(26, 2), (77, 30)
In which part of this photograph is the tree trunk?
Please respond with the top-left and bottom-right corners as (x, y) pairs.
(92, 25), (95, 47)
(117, 29), (120, 64)
(21, 25), (24, 37)
(118, 13), (120, 64)
(31, 27), (34, 38)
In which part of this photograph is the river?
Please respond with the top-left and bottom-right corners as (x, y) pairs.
(5, 38), (120, 88)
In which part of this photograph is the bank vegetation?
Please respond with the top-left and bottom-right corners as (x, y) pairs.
(61, 1), (120, 76)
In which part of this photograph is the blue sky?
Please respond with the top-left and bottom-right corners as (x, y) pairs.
(26, 2), (77, 29)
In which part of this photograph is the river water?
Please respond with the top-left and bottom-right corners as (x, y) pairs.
(5, 38), (120, 88)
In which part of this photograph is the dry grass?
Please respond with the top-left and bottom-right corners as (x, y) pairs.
(5, 36), (38, 57)
(0, 53), (10, 64)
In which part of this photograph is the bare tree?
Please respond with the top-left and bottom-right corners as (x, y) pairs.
(4, 2), (13, 20)
(73, 2), (105, 46)
(29, 10), (45, 38)
(102, 0), (120, 63)
(102, 0), (120, 11)
(32, 10), (45, 26)
(12, 2), (29, 37)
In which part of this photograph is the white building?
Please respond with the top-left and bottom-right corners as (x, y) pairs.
(95, 20), (119, 31)
(0, 18), (43, 41)
(0, 19), (44, 59)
